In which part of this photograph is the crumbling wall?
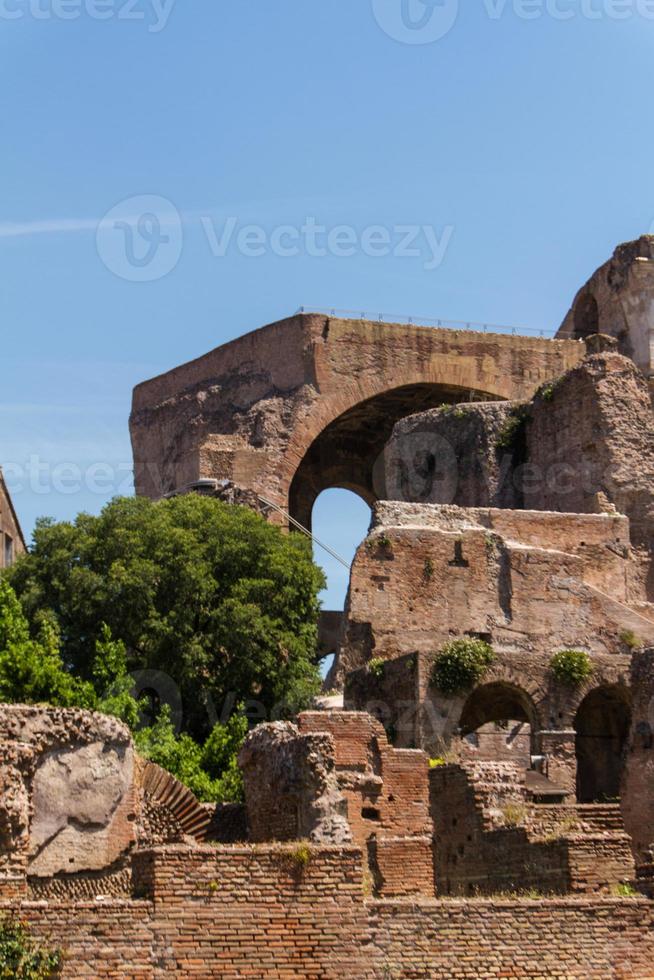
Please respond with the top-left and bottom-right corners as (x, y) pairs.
(130, 314), (583, 520)
(557, 235), (654, 384)
(238, 721), (351, 844)
(368, 897), (654, 979)
(382, 401), (518, 508)
(430, 762), (635, 896)
(378, 351), (654, 604)
(7, 845), (654, 978)
(525, 353), (654, 600)
(0, 706), (224, 900)
(0, 705), (138, 891)
(336, 501), (654, 682)
(241, 712), (435, 897)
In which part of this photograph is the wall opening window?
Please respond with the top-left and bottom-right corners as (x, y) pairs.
(575, 685), (631, 803)
(573, 292), (600, 339)
(4, 534), (13, 567)
(458, 681), (537, 769)
(311, 488), (371, 682)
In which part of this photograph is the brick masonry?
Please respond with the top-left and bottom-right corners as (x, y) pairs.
(4, 845), (654, 979)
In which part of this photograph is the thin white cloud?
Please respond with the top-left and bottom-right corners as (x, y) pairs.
(0, 210), (186, 241)
(0, 194), (358, 242)
(0, 217), (99, 239)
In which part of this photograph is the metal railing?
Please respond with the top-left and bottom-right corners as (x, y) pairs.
(296, 306), (553, 338)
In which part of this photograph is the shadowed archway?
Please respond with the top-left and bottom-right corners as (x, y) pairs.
(288, 382), (498, 532)
(458, 681), (539, 764)
(574, 684), (631, 803)
(573, 292), (600, 339)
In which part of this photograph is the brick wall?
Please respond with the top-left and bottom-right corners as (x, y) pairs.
(368, 836), (434, 898)
(8, 845), (371, 979)
(430, 763), (635, 896)
(5, 848), (654, 979)
(298, 712), (433, 896)
(367, 897), (654, 979)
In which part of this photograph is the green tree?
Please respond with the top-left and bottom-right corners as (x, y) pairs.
(0, 577), (95, 709)
(8, 495), (325, 737)
(0, 576), (248, 803)
(134, 705), (248, 802)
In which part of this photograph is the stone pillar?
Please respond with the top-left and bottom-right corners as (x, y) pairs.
(538, 730), (577, 799)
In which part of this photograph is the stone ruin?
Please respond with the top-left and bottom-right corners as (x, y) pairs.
(3, 237), (654, 976)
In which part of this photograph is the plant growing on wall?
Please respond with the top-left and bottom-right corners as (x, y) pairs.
(0, 915), (62, 979)
(620, 630), (642, 651)
(539, 377), (563, 403)
(367, 657), (385, 680)
(430, 638), (495, 696)
(550, 649), (592, 687)
(495, 406), (529, 451)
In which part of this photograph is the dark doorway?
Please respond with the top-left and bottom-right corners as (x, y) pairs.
(573, 292), (600, 339)
(574, 685), (631, 803)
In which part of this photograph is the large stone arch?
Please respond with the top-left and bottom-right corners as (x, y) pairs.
(130, 314), (584, 509)
(287, 378), (502, 531)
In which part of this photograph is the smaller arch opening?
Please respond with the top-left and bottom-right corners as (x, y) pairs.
(458, 682), (536, 767)
(574, 684), (631, 803)
(573, 292), (600, 339)
(312, 488), (371, 681)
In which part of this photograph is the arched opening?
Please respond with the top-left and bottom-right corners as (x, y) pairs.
(312, 488), (371, 681)
(458, 682), (537, 767)
(573, 292), (600, 339)
(574, 685), (631, 803)
(289, 382), (500, 532)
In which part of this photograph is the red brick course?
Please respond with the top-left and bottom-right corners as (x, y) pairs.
(5, 846), (654, 979)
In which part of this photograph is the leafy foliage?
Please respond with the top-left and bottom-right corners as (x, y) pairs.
(0, 915), (61, 979)
(550, 649), (592, 687)
(134, 705), (247, 802)
(8, 495), (325, 738)
(431, 638), (495, 696)
(0, 578), (96, 710)
(620, 630), (642, 651)
(367, 657), (385, 680)
(0, 574), (251, 804)
(611, 882), (639, 898)
(539, 378), (562, 403)
(495, 406), (530, 451)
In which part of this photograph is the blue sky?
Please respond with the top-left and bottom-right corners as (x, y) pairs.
(2, 0), (653, 610)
